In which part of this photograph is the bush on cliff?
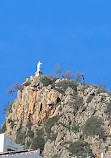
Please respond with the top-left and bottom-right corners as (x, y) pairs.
(68, 141), (94, 157)
(27, 130), (34, 138)
(40, 76), (53, 86)
(105, 102), (111, 115)
(16, 131), (26, 145)
(31, 129), (45, 153)
(83, 116), (105, 139)
(44, 115), (60, 133)
(26, 121), (32, 130)
(55, 80), (77, 93)
(71, 123), (80, 133)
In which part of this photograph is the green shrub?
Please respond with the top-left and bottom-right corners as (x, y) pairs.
(27, 130), (34, 138)
(26, 121), (32, 130)
(73, 97), (83, 114)
(55, 80), (77, 93)
(31, 129), (45, 153)
(51, 78), (58, 88)
(46, 132), (57, 141)
(51, 154), (59, 158)
(16, 131), (26, 145)
(10, 120), (15, 129)
(68, 141), (94, 157)
(83, 116), (105, 139)
(86, 95), (94, 103)
(45, 116), (59, 141)
(105, 102), (111, 114)
(26, 140), (31, 148)
(51, 133), (57, 141)
(44, 115), (60, 133)
(71, 123), (80, 133)
(40, 76), (53, 86)
(0, 122), (7, 133)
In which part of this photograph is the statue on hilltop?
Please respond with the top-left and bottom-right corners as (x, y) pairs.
(35, 61), (42, 76)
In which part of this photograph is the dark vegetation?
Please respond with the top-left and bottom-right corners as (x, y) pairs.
(40, 75), (78, 94)
(83, 116), (106, 139)
(105, 102), (111, 121)
(15, 116), (60, 151)
(86, 94), (94, 103)
(16, 131), (26, 145)
(44, 115), (60, 141)
(70, 123), (80, 133)
(44, 115), (60, 133)
(29, 116), (60, 151)
(55, 80), (77, 94)
(68, 141), (94, 157)
(31, 129), (45, 153)
(40, 76), (53, 87)
(51, 154), (59, 158)
(73, 97), (83, 114)
(26, 121), (33, 130)
(27, 130), (34, 138)
(105, 102), (111, 115)
(10, 120), (16, 129)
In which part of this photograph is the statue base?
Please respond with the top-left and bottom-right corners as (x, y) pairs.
(35, 71), (42, 77)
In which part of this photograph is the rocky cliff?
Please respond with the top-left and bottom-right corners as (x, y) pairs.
(1, 76), (111, 158)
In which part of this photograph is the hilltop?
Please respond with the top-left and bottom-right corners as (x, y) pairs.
(1, 75), (111, 158)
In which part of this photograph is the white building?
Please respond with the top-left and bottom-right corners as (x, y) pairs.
(0, 133), (44, 158)
(0, 133), (23, 153)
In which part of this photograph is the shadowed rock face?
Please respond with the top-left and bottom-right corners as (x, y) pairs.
(4, 77), (111, 158)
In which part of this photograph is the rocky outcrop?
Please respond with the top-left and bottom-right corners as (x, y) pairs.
(3, 76), (111, 158)
(5, 77), (61, 140)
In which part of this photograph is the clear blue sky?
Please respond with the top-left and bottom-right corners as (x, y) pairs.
(0, 0), (111, 127)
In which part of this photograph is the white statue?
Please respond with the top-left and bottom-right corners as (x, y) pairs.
(35, 61), (42, 76)
(37, 61), (42, 72)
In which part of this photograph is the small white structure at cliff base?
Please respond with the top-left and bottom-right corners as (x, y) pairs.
(0, 133), (23, 153)
(35, 61), (42, 77)
(0, 133), (44, 158)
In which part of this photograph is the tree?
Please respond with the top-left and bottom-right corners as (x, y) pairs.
(63, 71), (74, 80)
(8, 83), (23, 95)
(3, 102), (10, 114)
(3, 102), (13, 115)
(55, 64), (62, 78)
(75, 73), (86, 85)
(98, 83), (107, 92)
(48, 73), (55, 79)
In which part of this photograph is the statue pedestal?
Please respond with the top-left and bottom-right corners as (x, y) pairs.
(35, 71), (42, 77)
